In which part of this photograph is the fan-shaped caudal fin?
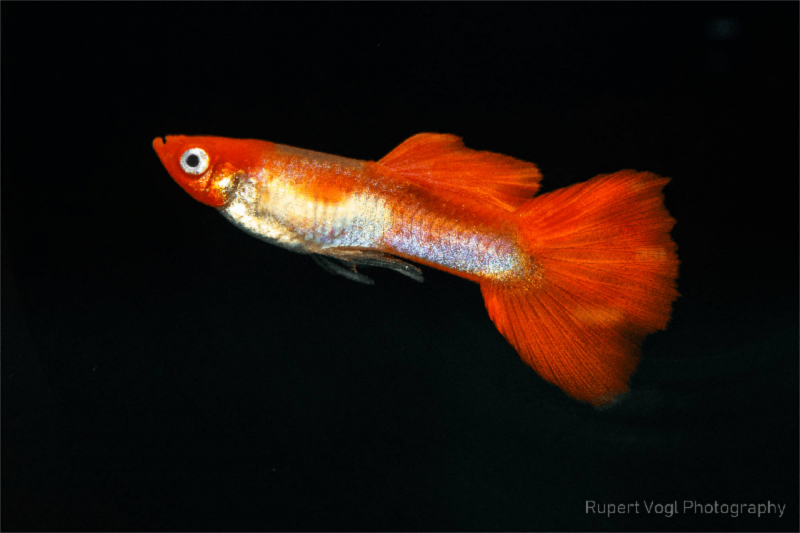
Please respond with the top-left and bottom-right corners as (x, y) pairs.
(481, 171), (679, 406)
(377, 133), (542, 211)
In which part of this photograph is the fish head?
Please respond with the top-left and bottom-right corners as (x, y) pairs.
(152, 135), (274, 207)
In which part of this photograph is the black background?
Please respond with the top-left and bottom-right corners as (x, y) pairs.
(2, 2), (798, 532)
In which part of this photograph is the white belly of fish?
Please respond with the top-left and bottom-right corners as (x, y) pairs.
(220, 177), (392, 253)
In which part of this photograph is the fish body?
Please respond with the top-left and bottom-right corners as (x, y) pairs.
(153, 133), (679, 406)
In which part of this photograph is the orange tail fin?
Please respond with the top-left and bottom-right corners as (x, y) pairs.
(481, 171), (679, 406)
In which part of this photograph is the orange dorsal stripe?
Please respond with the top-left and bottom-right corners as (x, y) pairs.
(292, 179), (348, 204)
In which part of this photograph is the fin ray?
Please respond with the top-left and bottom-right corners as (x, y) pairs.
(481, 170), (679, 406)
(377, 133), (541, 211)
(319, 247), (425, 283)
(312, 254), (375, 285)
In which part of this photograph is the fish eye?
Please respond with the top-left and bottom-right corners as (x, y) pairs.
(180, 148), (209, 175)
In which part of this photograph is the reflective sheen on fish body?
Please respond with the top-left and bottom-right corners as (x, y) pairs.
(154, 133), (679, 407)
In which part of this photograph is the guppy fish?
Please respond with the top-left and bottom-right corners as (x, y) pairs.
(153, 133), (679, 406)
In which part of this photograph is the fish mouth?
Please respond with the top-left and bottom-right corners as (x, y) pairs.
(152, 136), (167, 150)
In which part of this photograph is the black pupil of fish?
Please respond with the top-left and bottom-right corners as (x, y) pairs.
(186, 154), (200, 167)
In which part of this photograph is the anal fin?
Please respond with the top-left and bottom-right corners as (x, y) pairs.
(312, 254), (375, 285)
(313, 247), (424, 284)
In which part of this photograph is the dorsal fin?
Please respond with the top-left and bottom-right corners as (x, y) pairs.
(377, 133), (542, 211)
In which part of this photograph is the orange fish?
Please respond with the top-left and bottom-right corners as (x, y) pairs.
(153, 133), (679, 406)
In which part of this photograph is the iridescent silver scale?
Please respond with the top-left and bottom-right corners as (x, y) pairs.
(385, 203), (522, 278)
(219, 147), (526, 281)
